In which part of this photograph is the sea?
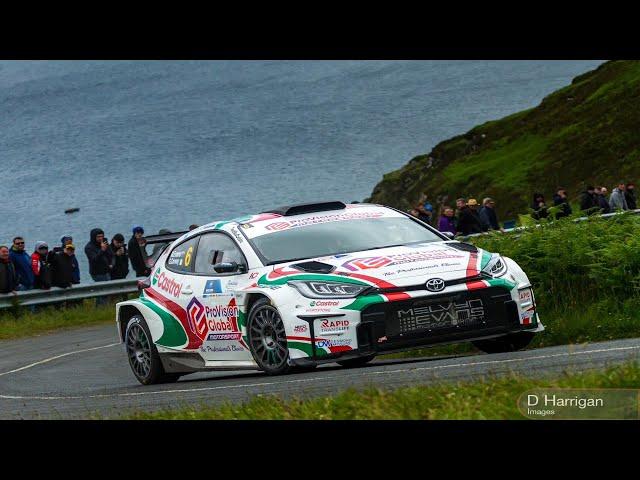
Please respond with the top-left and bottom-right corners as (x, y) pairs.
(0, 60), (603, 280)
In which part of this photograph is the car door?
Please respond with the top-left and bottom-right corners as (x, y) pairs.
(191, 231), (252, 362)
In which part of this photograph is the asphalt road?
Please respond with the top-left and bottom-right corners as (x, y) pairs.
(1, 324), (639, 419)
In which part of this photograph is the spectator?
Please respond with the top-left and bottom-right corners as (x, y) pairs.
(457, 198), (484, 236)
(85, 228), (113, 282)
(188, 224), (199, 231)
(9, 237), (34, 290)
(0, 245), (18, 294)
(416, 193), (434, 225)
(50, 244), (77, 288)
(579, 186), (599, 214)
(128, 226), (151, 277)
(438, 207), (457, 235)
(479, 197), (500, 231)
(625, 182), (637, 210)
(48, 235), (80, 284)
(31, 241), (52, 290)
(110, 234), (129, 280)
(609, 182), (628, 211)
(553, 188), (573, 218)
(595, 187), (611, 214)
(531, 193), (549, 220)
(408, 207), (420, 218)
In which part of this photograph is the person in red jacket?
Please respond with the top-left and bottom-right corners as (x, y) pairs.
(31, 241), (52, 289)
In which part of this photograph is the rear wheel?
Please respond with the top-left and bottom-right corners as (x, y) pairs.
(472, 332), (536, 354)
(337, 354), (376, 368)
(125, 315), (181, 385)
(247, 298), (291, 375)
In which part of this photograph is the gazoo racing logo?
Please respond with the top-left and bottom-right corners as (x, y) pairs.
(152, 268), (182, 298)
(187, 298), (208, 341)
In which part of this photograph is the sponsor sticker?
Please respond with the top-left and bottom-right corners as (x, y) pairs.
(315, 338), (352, 348)
(341, 249), (465, 271)
(319, 319), (350, 332)
(294, 324), (308, 334)
(152, 269), (183, 298)
(203, 279), (223, 296)
(309, 300), (339, 307)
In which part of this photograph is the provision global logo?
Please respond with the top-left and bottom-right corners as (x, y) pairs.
(187, 298), (208, 341)
(341, 256), (393, 271)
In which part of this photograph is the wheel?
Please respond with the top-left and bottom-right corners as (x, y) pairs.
(125, 315), (181, 385)
(337, 354), (376, 368)
(247, 298), (291, 375)
(472, 331), (536, 354)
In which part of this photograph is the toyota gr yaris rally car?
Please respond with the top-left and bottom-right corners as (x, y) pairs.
(116, 201), (543, 384)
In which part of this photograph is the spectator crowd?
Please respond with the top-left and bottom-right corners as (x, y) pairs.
(0, 224), (200, 295)
(409, 181), (638, 236)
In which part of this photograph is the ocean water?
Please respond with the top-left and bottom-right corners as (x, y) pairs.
(0, 60), (602, 280)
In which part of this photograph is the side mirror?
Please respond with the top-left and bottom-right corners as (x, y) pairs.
(212, 261), (246, 274)
(441, 231), (456, 240)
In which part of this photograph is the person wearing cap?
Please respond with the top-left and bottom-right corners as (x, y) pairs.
(48, 235), (80, 284)
(50, 243), (78, 289)
(457, 198), (484, 236)
(479, 197), (501, 231)
(128, 226), (151, 277)
(110, 233), (130, 280)
(31, 241), (52, 290)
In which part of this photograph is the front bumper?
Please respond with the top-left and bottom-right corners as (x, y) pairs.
(290, 285), (539, 367)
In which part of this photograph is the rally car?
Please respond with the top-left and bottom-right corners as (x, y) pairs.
(116, 201), (543, 384)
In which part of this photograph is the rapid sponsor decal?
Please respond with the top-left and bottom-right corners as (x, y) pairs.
(341, 249), (465, 271)
(519, 289), (533, 304)
(152, 268), (183, 298)
(319, 319), (350, 333)
(203, 279), (223, 296)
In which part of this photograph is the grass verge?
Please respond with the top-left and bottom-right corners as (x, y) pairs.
(119, 361), (640, 420)
(0, 299), (121, 341)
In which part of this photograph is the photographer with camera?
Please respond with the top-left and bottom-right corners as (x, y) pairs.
(128, 226), (151, 277)
(84, 228), (114, 284)
(109, 233), (129, 280)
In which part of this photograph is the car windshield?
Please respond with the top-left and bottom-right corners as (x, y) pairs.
(251, 216), (443, 265)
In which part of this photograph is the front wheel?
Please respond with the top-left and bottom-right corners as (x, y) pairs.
(125, 315), (181, 385)
(247, 299), (291, 375)
(472, 331), (536, 354)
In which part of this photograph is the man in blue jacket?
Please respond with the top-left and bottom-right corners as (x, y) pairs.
(9, 236), (34, 290)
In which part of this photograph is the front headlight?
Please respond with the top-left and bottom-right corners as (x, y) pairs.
(288, 280), (370, 299)
(482, 254), (507, 277)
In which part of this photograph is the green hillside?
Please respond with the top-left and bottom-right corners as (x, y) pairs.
(366, 60), (640, 220)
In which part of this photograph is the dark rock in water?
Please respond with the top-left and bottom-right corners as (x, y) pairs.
(64, 208), (80, 214)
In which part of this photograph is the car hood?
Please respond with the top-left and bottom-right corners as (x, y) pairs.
(277, 241), (492, 286)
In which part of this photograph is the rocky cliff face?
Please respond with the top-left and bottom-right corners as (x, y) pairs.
(366, 60), (640, 221)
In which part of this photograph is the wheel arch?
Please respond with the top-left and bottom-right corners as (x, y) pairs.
(117, 303), (143, 342)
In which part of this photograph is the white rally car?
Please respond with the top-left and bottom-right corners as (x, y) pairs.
(116, 201), (543, 384)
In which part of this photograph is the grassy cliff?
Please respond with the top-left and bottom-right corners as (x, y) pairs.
(366, 60), (640, 220)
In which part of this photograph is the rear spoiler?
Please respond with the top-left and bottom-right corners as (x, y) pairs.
(143, 231), (189, 245)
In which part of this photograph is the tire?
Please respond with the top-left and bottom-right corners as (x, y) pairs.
(247, 298), (291, 375)
(125, 314), (181, 385)
(337, 354), (376, 368)
(472, 331), (536, 354)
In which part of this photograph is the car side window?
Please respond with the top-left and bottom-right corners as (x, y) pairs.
(166, 236), (199, 273)
(194, 232), (245, 275)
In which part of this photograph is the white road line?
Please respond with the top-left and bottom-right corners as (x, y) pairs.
(0, 343), (119, 378)
(0, 343), (638, 402)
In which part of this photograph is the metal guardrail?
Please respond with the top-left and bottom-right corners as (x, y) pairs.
(0, 279), (139, 309)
